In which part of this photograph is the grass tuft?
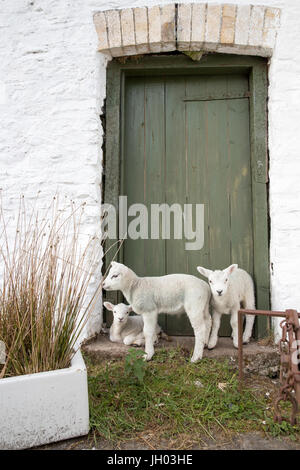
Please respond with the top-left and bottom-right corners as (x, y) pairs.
(0, 195), (103, 378)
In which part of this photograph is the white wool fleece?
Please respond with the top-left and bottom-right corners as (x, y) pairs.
(103, 261), (211, 362)
(104, 301), (162, 346)
(197, 264), (255, 349)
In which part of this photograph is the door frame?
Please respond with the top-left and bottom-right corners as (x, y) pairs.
(104, 53), (270, 338)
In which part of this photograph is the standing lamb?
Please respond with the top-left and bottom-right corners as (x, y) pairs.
(103, 261), (211, 362)
(196, 264), (255, 349)
(103, 301), (164, 346)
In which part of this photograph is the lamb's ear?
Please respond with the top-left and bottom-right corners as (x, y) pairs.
(104, 301), (114, 311)
(197, 266), (212, 278)
(128, 305), (133, 313)
(225, 264), (238, 275)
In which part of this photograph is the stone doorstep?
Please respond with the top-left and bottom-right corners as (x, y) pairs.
(82, 335), (280, 376)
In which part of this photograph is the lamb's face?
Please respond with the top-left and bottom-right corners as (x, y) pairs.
(113, 303), (132, 323)
(207, 270), (230, 297)
(103, 301), (132, 323)
(197, 264), (238, 298)
(103, 262), (127, 291)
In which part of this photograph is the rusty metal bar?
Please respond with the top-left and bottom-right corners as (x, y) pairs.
(239, 309), (291, 317)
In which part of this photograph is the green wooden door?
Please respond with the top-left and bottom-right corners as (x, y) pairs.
(122, 73), (253, 336)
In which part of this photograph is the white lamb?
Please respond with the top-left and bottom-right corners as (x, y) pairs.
(103, 261), (211, 362)
(196, 264), (255, 349)
(103, 301), (163, 346)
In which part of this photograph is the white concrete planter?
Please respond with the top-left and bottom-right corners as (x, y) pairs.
(0, 350), (89, 449)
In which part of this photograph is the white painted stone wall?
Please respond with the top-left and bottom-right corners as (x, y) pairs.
(0, 0), (299, 341)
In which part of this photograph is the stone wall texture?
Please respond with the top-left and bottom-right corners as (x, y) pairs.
(94, 3), (280, 57)
(0, 0), (298, 341)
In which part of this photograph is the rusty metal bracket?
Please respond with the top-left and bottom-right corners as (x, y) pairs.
(238, 308), (300, 425)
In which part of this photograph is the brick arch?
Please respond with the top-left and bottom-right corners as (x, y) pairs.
(94, 3), (280, 59)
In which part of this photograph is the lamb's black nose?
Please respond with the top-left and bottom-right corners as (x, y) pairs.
(217, 290), (223, 296)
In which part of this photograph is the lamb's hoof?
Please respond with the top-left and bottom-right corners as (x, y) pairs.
(143, 353), (153, 362)
(191, 356), (201, 363)
(243, 337), (250, 345)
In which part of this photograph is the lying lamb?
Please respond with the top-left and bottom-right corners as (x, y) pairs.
(103, 261), (211, 362)
(197, 264), (255, 349)
(103, 301), (164, 346)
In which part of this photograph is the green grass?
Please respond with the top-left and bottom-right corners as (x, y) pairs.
(85, 347), (300, 448)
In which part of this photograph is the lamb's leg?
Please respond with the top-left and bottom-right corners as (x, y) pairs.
(207, 310), (222, 350)
(243, 293), (256, 344)
(191, 321), (206, 363)
(143, 312), (158, 361)
(132, 332), (145, 347)
(243, 314), (255, 344)
(186, 309), (206, 363)
(204, 303), (212, 348)
(123, 333), (142, 346)
(230, 309), (239, 349)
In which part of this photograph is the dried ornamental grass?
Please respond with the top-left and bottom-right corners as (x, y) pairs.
(0, 196), (106, 378)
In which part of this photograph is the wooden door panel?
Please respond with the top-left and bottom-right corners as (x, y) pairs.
(165, 77), (192, 334)
(227, 98), (253, 274)
(122, 73), (253, 336)
(123, 77), (146, 277)
(184, 98), (252, 335)
(123, 77), (167, 329)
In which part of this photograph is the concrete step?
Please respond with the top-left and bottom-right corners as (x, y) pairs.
(82, 334), (280, 377)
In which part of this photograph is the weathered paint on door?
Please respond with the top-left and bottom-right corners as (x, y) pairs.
(121, 72), (253, 336)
